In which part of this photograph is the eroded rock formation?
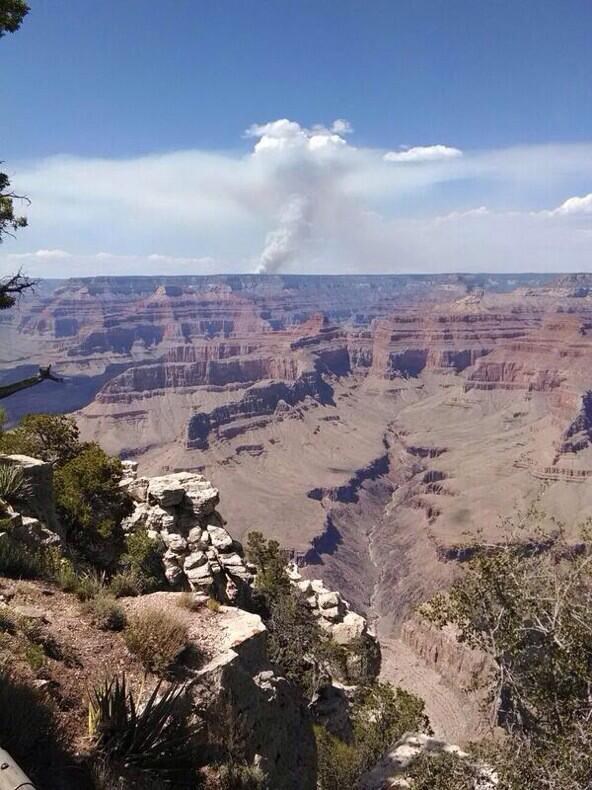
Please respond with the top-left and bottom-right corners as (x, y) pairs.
(120, 462), (255, 603)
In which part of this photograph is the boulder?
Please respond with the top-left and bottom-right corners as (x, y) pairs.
(126, 476), (149, 503)
(10, 516), (61, 548)
(147, 475), (186, 507)
(218, 552), (244, 568)
(360, 733), (497, 790)
(162, 532), (188, 552)
(318, 591), (342, 610)
(121, 460), (138, 477)
(121, 502), (151, 532)
(320, 606), (343, 623)
(180, 474), (219, 516)
(145, 505), (176, 532)
(207, 525), (233, 551)
(186, 563), (214, 588)
(164, 562), (184, 585)
(187, 526), (203, 545)
(331, 611), (367, 645)
(0, 455), (61, 536)
(184, 551), (208, 571)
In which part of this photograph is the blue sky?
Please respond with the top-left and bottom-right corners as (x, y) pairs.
(1, 0), (591, 276)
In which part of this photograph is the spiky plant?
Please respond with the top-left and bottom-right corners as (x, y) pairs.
(0, 463), (30, 506)
(89, 674), (198, 776)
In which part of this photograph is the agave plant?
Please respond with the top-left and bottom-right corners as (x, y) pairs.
(89, 674), (198, 774)
(0, 463), (30, 505)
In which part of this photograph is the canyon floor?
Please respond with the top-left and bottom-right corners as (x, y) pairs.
(3, 272), (592, 742)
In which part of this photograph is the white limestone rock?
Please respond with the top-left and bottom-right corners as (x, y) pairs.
(121, 460), (139, 477)
(186, 563), (214, 588)
(181, 474), (219, 516)
(184, 551), (208, 571)
(126, 476), (149, 503)
(218, 552), (244, 568)
(318, 591), (342, 610)
(187, 526), (203, 545)
(145, 505), (176, 532)
(331, 612), (367, 645)
(121, 502), (151, 532)
(164, 562), (184, 585)
(162, 532), (188, 552)
(296, 579), (316, 603)
(10, 515), (61, 548)
(147, 475), (186, 508)
(320, 606), (343, 623)
(207, 525), (233, 551)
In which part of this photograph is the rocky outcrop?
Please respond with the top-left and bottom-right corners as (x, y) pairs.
(193, 604), (317, 789)
(0, 455), (61, 535)
(0, 454), (62, 545)
(287, 563), (381, 687)
(120, 462), (255, 603)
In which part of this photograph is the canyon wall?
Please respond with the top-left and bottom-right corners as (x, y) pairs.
(4, 273), (592, 643)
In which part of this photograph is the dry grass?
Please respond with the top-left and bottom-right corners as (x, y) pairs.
(124, 609), (188, 674)
(176, 591), (206, 612)
(207, 597), (221, 613)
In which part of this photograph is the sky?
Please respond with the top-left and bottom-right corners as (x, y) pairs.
(1, 0), (591, 277)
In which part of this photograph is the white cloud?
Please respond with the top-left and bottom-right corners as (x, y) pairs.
(330, 119), (353, 135)
(1, 121), (592, 277)
(384, 145), (463, 163)
(246, 118), (352, 155)
(435, 206), (489, 223)
(7, 248), (72, 260)
(551, 192), (592, 216)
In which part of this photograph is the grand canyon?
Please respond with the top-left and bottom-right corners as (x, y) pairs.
(4, 273), (592, 660)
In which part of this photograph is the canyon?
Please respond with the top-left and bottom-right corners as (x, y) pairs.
(3, 271), (592, 738)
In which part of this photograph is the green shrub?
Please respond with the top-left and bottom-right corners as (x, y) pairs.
(109, 569), (143, 598)
(24, 641), (45, 671)
(245, 530), (291, 601)
(124, 609), (188, 673)
(210, 761), (266, 789)
(54, 443), (131, 568)
(0, 413), (82, 467)
(118, 530), (166, 594)
(406, 751), (480, 789)
(0, 533), (44, 578)
(315, 682), (429, 789)
(48, 553), (81, 593)
(75, 569), (107, 601)
(351, 682), (429, 773)
(85, 592), (126, 631)
(267, 587), (321, 692)
(314, 724), (361, 790)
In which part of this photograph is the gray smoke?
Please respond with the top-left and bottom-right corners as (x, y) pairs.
(256, 194), (312, 274)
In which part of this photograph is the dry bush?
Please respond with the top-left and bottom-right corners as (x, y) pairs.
(177, 591), (206, 612)
(124, 609), (188, 673)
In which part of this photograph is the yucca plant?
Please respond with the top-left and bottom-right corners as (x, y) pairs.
(0, 463), (30, 506)
(89, 674), (198, 776)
